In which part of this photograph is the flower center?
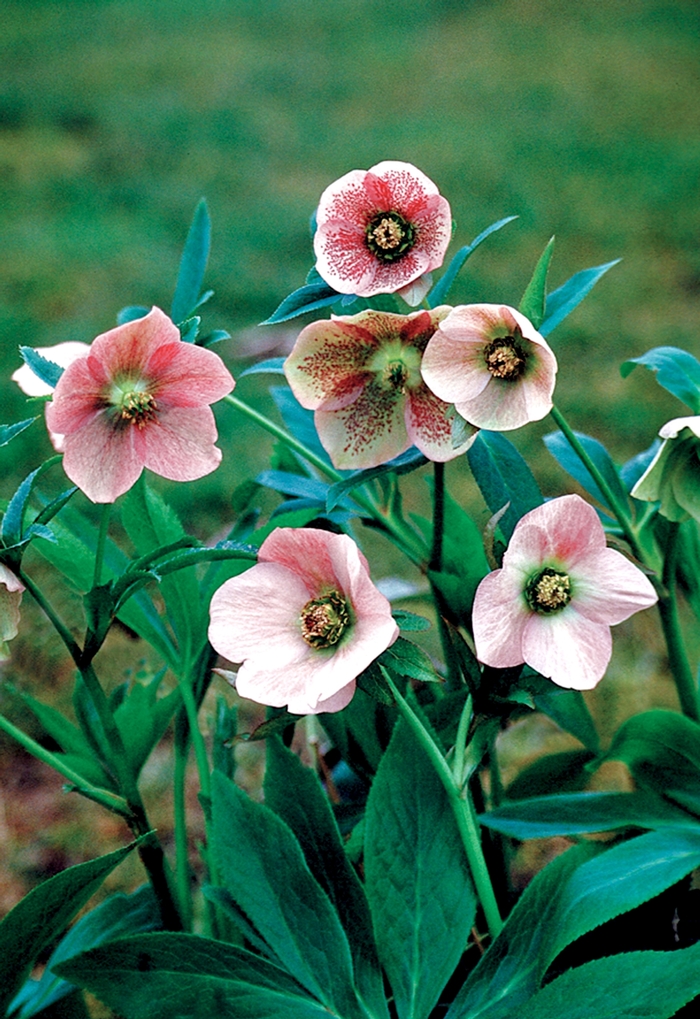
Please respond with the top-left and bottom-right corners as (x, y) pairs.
(383, 360), (410, 393)
(300, 590), (350, 649)
(483, 335), (527, 381)
(525, 568), (572, 614)
(365, 212), (416, 263)
(118, 390), (158, 428)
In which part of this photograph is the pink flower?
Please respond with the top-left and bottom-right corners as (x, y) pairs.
(284, 307), (477, 470)
(208, 527), (399, 714)
(472, 495), (658, 690)
(0, 565), (24, 662)
(421, 304), (557, 430)
(313, 161), (452, 299)
(45, 307), (235, 503)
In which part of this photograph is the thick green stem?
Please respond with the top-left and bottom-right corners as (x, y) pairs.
(658, 523), (699, 721)
(93, 503), (112, 588)
(383, 671), (503, 940)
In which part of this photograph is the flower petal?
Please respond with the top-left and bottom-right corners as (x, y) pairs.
(140, 406), (222, 482)
(285, 317), (379, 410)
(405, 384), (477, 462)
(315, 380), (409, 469)
(570, 547), (658, 624)
(503, 495), (608, 573)
(60, 415), (145, 503)
(521, 609), (612, 690)
(146, 342), (234, 406)
(472, 568), (531, 668)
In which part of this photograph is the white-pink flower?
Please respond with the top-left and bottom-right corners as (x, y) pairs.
(208, 527), (399, 714)
(0, 564), (24, 662)
(472, 495), (658, 690)
(44, 307), (234, 503)
(421, 304), (557, 430)
(313, 161), (452, 299)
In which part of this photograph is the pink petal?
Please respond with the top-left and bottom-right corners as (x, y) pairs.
(314, 219), (380, 295)
(315, 380), (409, 469)
(46, 356), (110, 435)
(521, 610), (612, 690)
(396, 272), (433, 307)
(472, 568), (532, 668)
(503, 495), (608, 573)
(284, 317), (380, 410)
(421, 328), (492, 404)
(89, 307), (180, 380)
(405, 384), (477, 462)
(258, 527), (356, 596)
(146, 342), (234, 407)
(60, 415), (145, 503)
(316, 168), (378, 225)
(0, 565), (24, 594)
(570, 547), (658, 624)
(139, 406), (222, 482)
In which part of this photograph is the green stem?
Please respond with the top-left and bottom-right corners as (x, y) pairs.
(18, 568), (82, 663)
(93, 503), (112, 588)
(173, 732), (193, 932)
(0, 712), (130, 816)
(451, 693), (473, 791)
(657, 523), (699, 721)
(383, 670), (503, 940)
(178, 667), (211, 801)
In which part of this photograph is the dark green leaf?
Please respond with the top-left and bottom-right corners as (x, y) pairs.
(237, 357), (287, 378)
(326, 448), (427, 512)
(378, 636), (440, 684)
(364, 720), (476, 1019)
(603, 709), (700, 805)
(212, 696), (236, 779)
(270, 386), (333, 466)
(2, 458), (60, 547)
(320, 687), (394, 779)
(171, 198), (211, 325)
(256, 469), (329, 501)
(262, 281), (341, 325)
(543, 430), (628, 514)
(539, 260), (620, 337)
(0, 417), (37, 447)
(428, 216), (518, 308)
(0, 842), (140, 1015)
(506, 750), (595, 800)
(114, 672), (181, 776)
(19, 347), (64, 388)
(264, 739), (388, 1018)
(178, 315), (201, 344)
(210, 770), (364, 1017)
(532, 689), (600, 753)
(519, 236), (555, 328)
(466, 431), (543, 540)
(480, 790), (700, 839)
(392, 610), (431, 632)
(199, 328), (230, 347)
(117, 305), (150, 325)
(55, 932), (337, 1019)
(620, 345), (700, 413)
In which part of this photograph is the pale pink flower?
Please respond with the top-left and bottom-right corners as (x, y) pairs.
(284, 307), (477, 470)
(0, 565), (24, 662)
(45, 307), (234, 503)
(421, 304), (557, 430)
(313, 161), (451, 298)
(472, 494), (658, 690)
(208, 527), (399, 714)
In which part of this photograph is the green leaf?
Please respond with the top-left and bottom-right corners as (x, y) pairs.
(256, 469), (329, 502)
(620, 345), (700, 413)
(2, 458), (60, 548)
(117, 305), (150, 325)
(378, 636), (440, 684)
(539, 259), (620, 337)
(209, 770), (364, 1018)
(480, 790), (700, 839)
(326, 448), (427, 512)
(506, 750), (595, 800)
(237, 356), (287, 378)
(510, 944), (700, 1019)
(212, 696), (236, 779)
(543, 430), (628, 515)
(0, 417), (38, 447)
(19, 347), (64, 388)
(364, 720), (476, 1019)
(11, 885), (160, 1019)
(114, 672), (181, 776)
(0, 842), (140, 1015)
(55, 932), (339, 1019)
(264, 738), (388, 1018)
(171, 198), (211, 326)
(319, 687), (394, 779)
(603, 709), (700, 807)
(519, 236), (555, 328)
(532, 688), (600, 753)
(262, 280), (342, 325)
(270, 386), (333, 466)
(466, 431), (543, 540)
(428, 216), (518, 308)
(392, 610), (431, 631)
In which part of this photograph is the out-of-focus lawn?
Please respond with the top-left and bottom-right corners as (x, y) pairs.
(0, 0), (699, 929)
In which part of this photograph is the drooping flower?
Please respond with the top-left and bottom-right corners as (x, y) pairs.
(0, 565), (24, 662)
(631, 416), (700, 522)
(208, 527), (399, 714)
(313, 161), (452, 300)
(44, 307), (235, 503)
(421, 304), (557, 430)
(12, 342), (91, 397)
(284, 307), (477, 470)
(472, 494), (658, 690)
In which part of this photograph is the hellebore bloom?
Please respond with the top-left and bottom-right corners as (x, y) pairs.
(421, 304), (557, 430)
(472, 494), (658, 690)
(208, 527), (399, 714)
(631, 416), (700, 522)
(313, 160), (452, 300)
(45, 307), (235, 503)
(0, 565), (24, 662)
(284, 307), (477, 470)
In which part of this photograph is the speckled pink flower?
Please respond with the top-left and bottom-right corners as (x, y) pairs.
(0, 565), (24, 661)
(472, 495), (658, 690)
(208, 527), (399, 714)
(421, 304), (557, 430)
(45, 307), (235, 503)
(284, 307), (477, 470)
(313, 161), (452, 300)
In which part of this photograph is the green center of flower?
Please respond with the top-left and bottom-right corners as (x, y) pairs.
(525, 568), (572, 614)
(365, 212), (416, 263)
(300, 590), (350, 649)
(370, 341), (422, 394)
(109, 380), (158, 429)
(383, 360), (410, 393)
(483, 335), (527, 381)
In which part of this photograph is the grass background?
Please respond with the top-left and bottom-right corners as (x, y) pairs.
(0, 0), (699, 931)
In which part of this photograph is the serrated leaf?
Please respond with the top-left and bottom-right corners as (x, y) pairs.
(0, 842), (140, 1015)
(364, 720), (476, 1019)
(543, 429), (628, 514)
(171, 198), (211, 325)
(114, 673), (181, 776)
(55, 932), (337, 1019)
(379, 636), (440, 684)
(262, 281), (341, 325)
(0, 417), (37, 447)
(620, 345), (700, 413)
(466, 431), (543, 540)
(2, 460), (59, 547)
(519, 236), (555, 328)
(210, 770), (364, 1018)
(428, 216), (518, 308)
(539, 259), (620, 337)
(19, 347), (64, 388)
(392, 610), (431, 631)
